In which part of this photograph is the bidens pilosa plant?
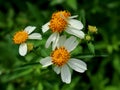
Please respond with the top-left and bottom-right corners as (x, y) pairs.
(13, 10), (97, 84)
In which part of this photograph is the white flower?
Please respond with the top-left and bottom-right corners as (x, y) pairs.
(40, 36), (87, 84)
(42, 11), (85, 50)
(13, 26), (42, 56)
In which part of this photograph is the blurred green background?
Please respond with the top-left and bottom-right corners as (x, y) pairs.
(0, 0), (120, 90)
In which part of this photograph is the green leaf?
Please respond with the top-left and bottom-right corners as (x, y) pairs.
(104, 86), (119, 90)
(77, 54), (108, 59)
(1, 68), (33, 82)
(6, 84), (14, 90)
(66, 0), (77, 10)
(50, 0), (65, 6)
(71, 46), (82, 56)
(77, 55), (95, 59)
(7, 9), (14, 28)
(79, 9), (86, 25)
(88, 42), (95, 54)
(26, 2), (43, 24)
(107, 45), (113, 54)
(37, 83), (43, 90)
(113, 55), (120, 73)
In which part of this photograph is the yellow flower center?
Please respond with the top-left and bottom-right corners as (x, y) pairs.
(13, 31), (28, 44)
(49, 11), (71, 33)
(51, 46), (70, 66)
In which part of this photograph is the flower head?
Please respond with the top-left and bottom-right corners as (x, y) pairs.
(49, 11), (71, 33)
(13, 31), (28, 44)
(51, 46), (70, 66)
(13, 26), (42, 56)
(42, 10), (85, 50)
(40, 36), (87, 84)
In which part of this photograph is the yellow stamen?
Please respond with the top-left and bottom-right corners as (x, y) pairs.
(13, 31), (28, 44)
(49, 11), (71, 33)
(51, 46), (70, 66)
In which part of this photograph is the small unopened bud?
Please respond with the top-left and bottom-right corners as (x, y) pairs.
(85, 35), (91, 41)
(27, 43), (33, 52)
(88, 25), (97, 33)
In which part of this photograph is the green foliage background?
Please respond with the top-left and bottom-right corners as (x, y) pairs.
(0, 0), (120, 90)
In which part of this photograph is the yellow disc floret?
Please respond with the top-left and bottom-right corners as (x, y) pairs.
(13, 31), (28, 44)
(49, 11), (71, 33)
(51, 46), (70, 66)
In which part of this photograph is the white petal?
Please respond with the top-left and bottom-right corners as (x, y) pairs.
(45, 33), (56, 48)
(64, 36), (79, 52)
(68, 41), (79, 52)
(45, 32), (58, 49)
(57, 35), (66, 47)
(52, 33), (59, 50)
(64, 36), (75, 47)
(42, 22), (50, 33)
(53, 66), (61, 74)
(24, 26), (36, 34)
(68, 19), (83, 30)
(61, 65), (71, 84)
(66, 27), (85, 39)
(69, 15), (78, 19)
(40, 57), (52, 67)
(28, 33), (42, 40)
(19, 43), (27, 56)
(68, 58), (87, 73)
